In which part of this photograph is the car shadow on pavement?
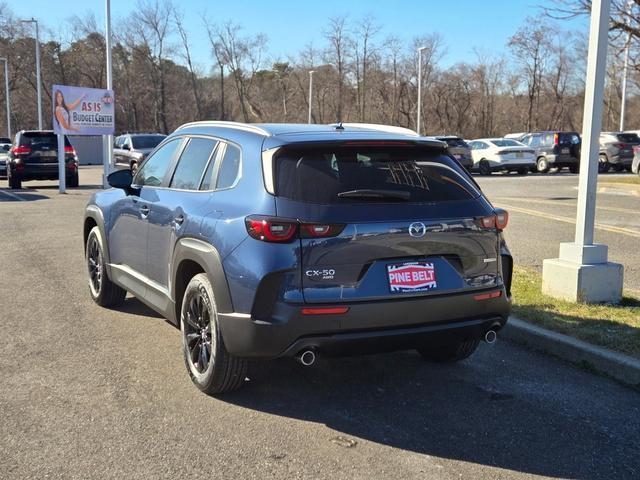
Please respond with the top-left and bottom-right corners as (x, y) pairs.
(221, 349), (636, 479)
(115, 297), (163, 319)
(0, 189), (50, 201)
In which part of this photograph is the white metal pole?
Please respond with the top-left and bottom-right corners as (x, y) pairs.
(0, 58), (10, 138)
(103, 0), (114, 188)
(34, 19), (42, 130)
(308, 70), (314, 124)
(416, 47), (426, 135)
(619, 0), (632, 131)
(575, 0), (611, 246)
(57, 133), (65, 193)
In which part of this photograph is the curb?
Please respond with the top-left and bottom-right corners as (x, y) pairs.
(501, 317), (640, 389)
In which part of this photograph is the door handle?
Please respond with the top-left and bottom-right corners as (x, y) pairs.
(173, 215), (185, 227)
(139, 205), (149, 217)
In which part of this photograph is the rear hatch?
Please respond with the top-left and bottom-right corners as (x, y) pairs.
(554, 132), (581, 158)
(272, 142), (501, 305)
(438, 137), (472, 165)
(17, 132), (73, 165)
(614, 133), (640, 159)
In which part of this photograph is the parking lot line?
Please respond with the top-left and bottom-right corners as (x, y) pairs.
(0, 190), (26, 202)
(494, 196), (637, 215)
(495, 203), (640, 239)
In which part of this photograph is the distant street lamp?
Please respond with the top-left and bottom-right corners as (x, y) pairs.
(19, 18), (42, 130)
(416, 46), (428, 136)
(0, 57), (11, 138)
(619, 0), (633, 131)
(308, 70), (315, 124)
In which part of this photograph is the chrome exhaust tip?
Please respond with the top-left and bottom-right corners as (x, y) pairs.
(484, 329), (497, 344)
(297, 349), (316, 366)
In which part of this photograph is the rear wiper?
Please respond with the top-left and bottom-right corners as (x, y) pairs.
(337, 189), (410, 201)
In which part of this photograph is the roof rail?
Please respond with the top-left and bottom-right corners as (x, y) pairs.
(176, 121), (270, 136)
(332, 123), (419, 137)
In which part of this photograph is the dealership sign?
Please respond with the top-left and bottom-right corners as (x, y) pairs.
(52, 84), (114, 136)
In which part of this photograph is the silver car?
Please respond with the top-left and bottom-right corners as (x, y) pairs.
(599, 132), (640, 172)
(0, 137), (11, 179)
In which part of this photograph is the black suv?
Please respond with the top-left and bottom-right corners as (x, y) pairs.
(7, 130), (79, 189)
(113, 133), (166, 174)
(519, 131), (581, 173)
(84, 122), (512, 394)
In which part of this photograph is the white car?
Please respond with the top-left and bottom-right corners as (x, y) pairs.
(468, 138), (536, 175)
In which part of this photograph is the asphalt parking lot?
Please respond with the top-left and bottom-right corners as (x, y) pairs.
(1, 166), (639, 479)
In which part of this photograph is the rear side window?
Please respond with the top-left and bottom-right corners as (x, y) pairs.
(216, 144), (241, 189)
(135, 138), (181, 187)
(170, 137), (218, 190)
(275, 146), (480, 204)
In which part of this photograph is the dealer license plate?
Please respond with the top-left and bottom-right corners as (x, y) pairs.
(387, 262), (437, 293)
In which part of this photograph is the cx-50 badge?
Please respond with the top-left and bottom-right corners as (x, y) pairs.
(408, 222), (427, 238)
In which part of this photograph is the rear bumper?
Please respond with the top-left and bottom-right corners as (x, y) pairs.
(608, 154), (633, 166)
(546, 154), (578, 166)
(13, 166), (76, 181)
(486, 162), (535, 171)
(218, 287), (511, 358)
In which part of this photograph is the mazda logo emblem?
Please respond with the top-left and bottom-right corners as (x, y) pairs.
(408, 222), (427, 238)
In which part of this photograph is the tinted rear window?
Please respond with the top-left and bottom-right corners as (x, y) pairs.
(20, 132), (71, 148)
(558, 133), (580, 145)
(616, 133), (640, 143)
(491, 139), (522, 147)
(438, 137), (468, 148)
(131, 135), (165, 149)
(0, 137), (10, 144)
(275, 146), (480, 204)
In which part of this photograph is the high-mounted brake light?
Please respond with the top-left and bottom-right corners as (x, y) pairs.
(245, 215), (345, 242)
(12, 146), (31, 155)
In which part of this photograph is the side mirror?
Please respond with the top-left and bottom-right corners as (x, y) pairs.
(107, 168), (139, 195)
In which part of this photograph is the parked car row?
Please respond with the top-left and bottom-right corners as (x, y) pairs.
(0, 136), (11, 179)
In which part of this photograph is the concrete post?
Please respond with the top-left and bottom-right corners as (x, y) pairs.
(103, 0), (114, 188)
(541, 0), (624, 304)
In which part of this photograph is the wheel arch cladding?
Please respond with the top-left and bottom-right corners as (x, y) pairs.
(172, 238), (234, 319)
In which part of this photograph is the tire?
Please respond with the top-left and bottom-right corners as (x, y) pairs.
(569, 164), (579, 174)
(8, 172), (21, 189)
(68, 172), (79, 188)
(478, 160), (492, 176)
(417, 338), (480, 363)
(86, 226), (126, 307)
(536, 157), (550, 173)
(598, 154), (610, 173)
(517, 168), (529, 175)
(181, 273), (248, 395)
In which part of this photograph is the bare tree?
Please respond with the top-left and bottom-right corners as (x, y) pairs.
(174, 9), (202, 119)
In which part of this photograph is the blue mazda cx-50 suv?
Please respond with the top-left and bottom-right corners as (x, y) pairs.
(84, 122), (512, 394)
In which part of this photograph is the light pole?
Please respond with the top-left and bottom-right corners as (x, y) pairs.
(542, 0), (623, 304)
(103, 0), (114, 187)
(20, 18), (42, 130)
(308, 70), (314, 124)
(0, 58), (10, 138)
(619, 0), (633, 131)
(416, 46), (428, 136)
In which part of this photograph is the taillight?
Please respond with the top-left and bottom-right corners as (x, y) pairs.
(478, 209), (508, 231)
(245, 215), (345, 242)
(64, 145), (75, 155)
(12, 146), (31, 155)
(553, 133), (559, 145)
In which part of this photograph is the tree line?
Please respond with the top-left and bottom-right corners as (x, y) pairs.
(0, 0), (638, 140)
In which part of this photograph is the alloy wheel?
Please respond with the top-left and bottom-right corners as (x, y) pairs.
(184, 292), (214, 374)
(87, 236), (103, 297)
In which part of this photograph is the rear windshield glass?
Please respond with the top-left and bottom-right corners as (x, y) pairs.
(616, 133), (640, 143)
(438, 137), (468, 148)
(558, 133), (580, 145)
(21, 132), (71, 147)
(0, 137), (10, 144)
(275, 146), (480, 204)
(491, 139), (522, 147)
(132, 135), (165, 149)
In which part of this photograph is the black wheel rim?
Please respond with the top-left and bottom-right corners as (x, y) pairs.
(87, 236), (103, 296)
(184, 292), (213, 374)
